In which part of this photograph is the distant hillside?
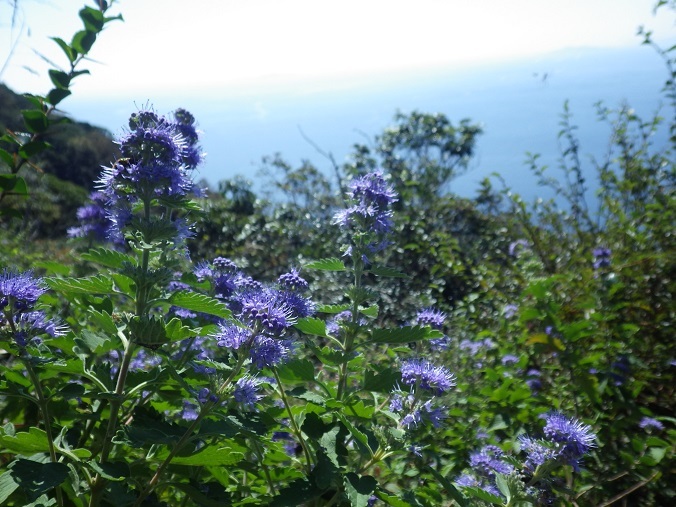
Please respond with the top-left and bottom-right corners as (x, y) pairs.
(0, 83), (118, 190)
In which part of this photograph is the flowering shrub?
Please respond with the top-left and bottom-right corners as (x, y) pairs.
(1, 3), (674, 507)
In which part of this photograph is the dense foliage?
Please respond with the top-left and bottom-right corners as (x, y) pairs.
(0, 2), (674, 506)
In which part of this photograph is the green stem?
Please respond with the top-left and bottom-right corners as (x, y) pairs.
(272, 367), (314, 473)
(23, 357), (64, 507)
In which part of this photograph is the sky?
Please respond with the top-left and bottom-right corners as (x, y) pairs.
(1, 0), (674, 98)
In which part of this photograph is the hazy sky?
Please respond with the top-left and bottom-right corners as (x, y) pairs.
(1, 0), (673, 98)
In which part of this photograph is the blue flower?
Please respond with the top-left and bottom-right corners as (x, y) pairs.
(233, 376), (264, 408)
(250, 336), (291, 368)
(542, 412), (596, 468)
(277, 268), (309, 292)
(212, 322), (251, 350)
(415, 307), (446, 330)
(68, 191), (110, 242)
(638, 417), (664, 431)
(592, 247), (612, 269)
(400, 358), (455, 394)
(0, 269), (47, 312)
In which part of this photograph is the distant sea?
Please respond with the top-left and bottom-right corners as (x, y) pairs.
(63, 45), (671, 203)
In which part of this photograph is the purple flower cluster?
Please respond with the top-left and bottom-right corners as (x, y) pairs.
(332, 171), (398, 261)
(96, 108), (203, 245)
(456, 413), (596, 498)
(67, 191), (110, 243)
(390, 358), (454, 431)
(400, 358), (456, 394)
(0, 269), (66, 348)
(205, 259), (315, 370)
(415, 307), (449, 349)
(592, 247), (612, 269)
(638, 417), (664, 431)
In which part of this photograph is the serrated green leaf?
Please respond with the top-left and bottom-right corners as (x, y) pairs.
(81, 247), (137, 269)
(0, 427), (50, 453)
(369, 325), (443, 345)
(336, 413), (373, 456)
(0, 471), (19, 504)
(167, 291), (231, 319)
(305, 258), (346, 271)
(74, 329), (120, 355)
(45, 275), (114, 295)
(161, 443), (246, 466)
(359, 304), (379, 318)
(87, 309), (118, 336)
(374, 490), (413, 506)
(317, 304), (351, 314)
(165, 317), (197, 341)
(294, 317), (328, 337)
(460, 486), (504, 504)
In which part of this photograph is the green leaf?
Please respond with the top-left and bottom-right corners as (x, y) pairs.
(21, 109), (49, 134)
(424, 467), (467, 506)
(460, 486), (504, 504)
(46, 88), (72, 106)
(0, 471), (19, 504)
(317, 303), (351, 314)
(359, 304), (379, 318)
(163, 443), (246, 466)
(167, 291), (232, 319)
(74, 329), (120, 355)
(294, 317), (328, 337)
(270, 479), (323, 506)
(367, 265), (408, 278)
(0, 148), (14, 167)
(50, 37), (76, 63)
(18, 140), (50, 159)
(0, 174), (28, 195)
(87, 461), (129, 481)
(8, 459), (69, 499)
(364, 368), (400, 393)
(81, 247), (137, 269)
(345, 473), (377, 507)
(276, 359), (315, 382)
(165, 317), (197, 341)
(127, 315), (168, 350)
(71, 30), (97, 54)
(48, 70), (71, 89)
(79, 6), (105, 32)
(45, 275), (114, 295)
(0, 427), (50, 453)
(374, 491), (414, 506)
(336, 413), (373, 456)
(370, 326), (443, 345)
(87, 309), (118, 336)
(305, 257), (346, 271)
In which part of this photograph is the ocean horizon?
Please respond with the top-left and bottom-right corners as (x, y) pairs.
(60, 44), (671, 203)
